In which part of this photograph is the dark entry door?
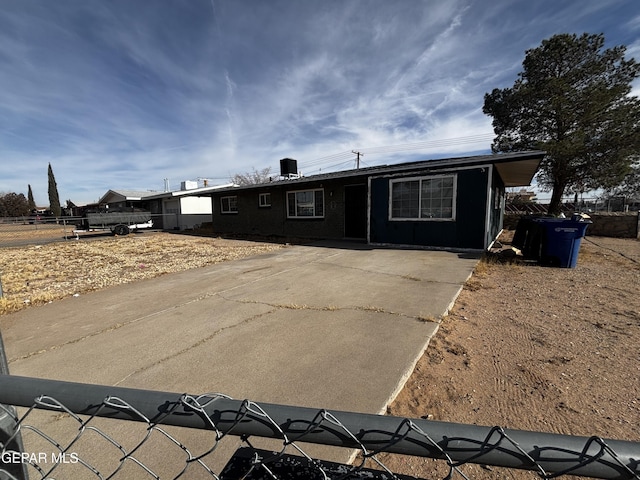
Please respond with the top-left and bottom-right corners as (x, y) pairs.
(344, 184), (367, 239)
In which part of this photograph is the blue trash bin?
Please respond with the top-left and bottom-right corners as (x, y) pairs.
(533, 215), (591, 268)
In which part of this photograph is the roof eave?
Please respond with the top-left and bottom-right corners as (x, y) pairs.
(205, 151), (546, 195)
(494, 157), (543, 187)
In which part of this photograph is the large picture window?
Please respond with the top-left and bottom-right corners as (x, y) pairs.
(390, 175), (456, 220)
(287, 189), (324, 218)
(220, 196), (238, 214)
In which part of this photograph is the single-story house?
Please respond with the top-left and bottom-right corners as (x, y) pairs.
(98, 182), (234, 230)
(208, 151), (544, 250)
(98, 190), (161, 212)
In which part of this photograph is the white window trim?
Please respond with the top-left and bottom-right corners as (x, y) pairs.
(220, 195), (238, 214)
(389, 174), (457, 221)
(258, 192), (271, 207)
(286, 188), (324, 219)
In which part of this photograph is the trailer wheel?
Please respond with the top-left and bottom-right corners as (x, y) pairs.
(113, 224), (130, 236)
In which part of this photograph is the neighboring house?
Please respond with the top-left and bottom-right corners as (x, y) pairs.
(148, 183), (234, 230)
(208, 151), (544, 250)
(98, 183), (234, 230)
(98, 190), (161, 212)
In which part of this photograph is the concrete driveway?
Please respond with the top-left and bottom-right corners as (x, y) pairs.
(1, 241), (478, 472)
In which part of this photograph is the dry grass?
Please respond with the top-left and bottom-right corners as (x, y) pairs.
(464, 256), (500, 290)
(464, 235), (531, 291)
(0, 233), (283, 315)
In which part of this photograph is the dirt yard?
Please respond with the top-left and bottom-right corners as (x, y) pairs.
(380, 234), (640, 479)
(1, 231), (638, 479)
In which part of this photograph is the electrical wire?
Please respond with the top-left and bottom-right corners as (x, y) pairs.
(199, 133), (495, 181)
(299, 133), (494, 173)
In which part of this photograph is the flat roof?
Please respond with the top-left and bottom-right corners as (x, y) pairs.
(208, 150), (545, 194)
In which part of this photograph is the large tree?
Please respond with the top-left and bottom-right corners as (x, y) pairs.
(483, 33), (640, 214)
(47, 163), (62, 217)
(0, 193), (30, 217)
(606, 156), (640, 199)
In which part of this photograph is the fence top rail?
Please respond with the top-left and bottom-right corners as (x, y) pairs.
(1, 375), (638, 479)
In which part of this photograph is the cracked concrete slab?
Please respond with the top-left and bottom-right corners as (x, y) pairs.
(1, 241), (479, 468)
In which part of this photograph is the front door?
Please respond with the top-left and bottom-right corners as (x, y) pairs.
(164, 200), (180, 230)
(344, 184), (367, 239)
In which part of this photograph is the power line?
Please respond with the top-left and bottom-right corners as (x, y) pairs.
(299, 133), (494, 173)
(300, 150), (356, 168)
(358, 133), (495, 155)
(319, 159), (357, 173)
(200, 133), (495, 183)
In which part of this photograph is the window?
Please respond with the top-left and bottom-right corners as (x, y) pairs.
(390, 175), (455, 220)
(287, 189), (324, 218)
(259, 192), (271, 207)
(220, 196), (238, 214)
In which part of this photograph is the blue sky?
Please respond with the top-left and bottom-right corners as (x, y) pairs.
(1, 1), (639, 205)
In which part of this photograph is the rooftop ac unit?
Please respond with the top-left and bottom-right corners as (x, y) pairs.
(280, 158), (298, 178)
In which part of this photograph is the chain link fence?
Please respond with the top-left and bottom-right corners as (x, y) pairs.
(0, 218), (79, 248)
(0, 214), (209, 248)
(1, 375), (639, 480)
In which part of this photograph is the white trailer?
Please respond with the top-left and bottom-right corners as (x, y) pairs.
(74, 210), (154, 236)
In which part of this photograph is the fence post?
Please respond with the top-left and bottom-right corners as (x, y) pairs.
(0, 331), (29, 480)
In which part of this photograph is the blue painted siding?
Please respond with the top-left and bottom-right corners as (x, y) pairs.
(369, 168), (489, 249)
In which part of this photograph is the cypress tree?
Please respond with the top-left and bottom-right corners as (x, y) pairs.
(27, 184), (36, 211)
(47, 163), (61, 217)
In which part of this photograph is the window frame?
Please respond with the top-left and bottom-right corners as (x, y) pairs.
(389, 174), (456, 221)
(286, 188), (324, 219)
(258, 192), (271, 208)
(220, 195), (238, 214)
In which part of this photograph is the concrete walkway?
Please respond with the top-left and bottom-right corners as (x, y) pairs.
(1, 241), (478, 472)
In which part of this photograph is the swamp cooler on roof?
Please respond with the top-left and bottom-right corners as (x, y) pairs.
(280, 158), (298, 177)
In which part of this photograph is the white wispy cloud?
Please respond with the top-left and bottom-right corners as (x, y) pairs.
(0, 0), (637, 203)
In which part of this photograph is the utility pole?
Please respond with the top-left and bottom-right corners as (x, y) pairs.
(352, 150), (363, 169)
